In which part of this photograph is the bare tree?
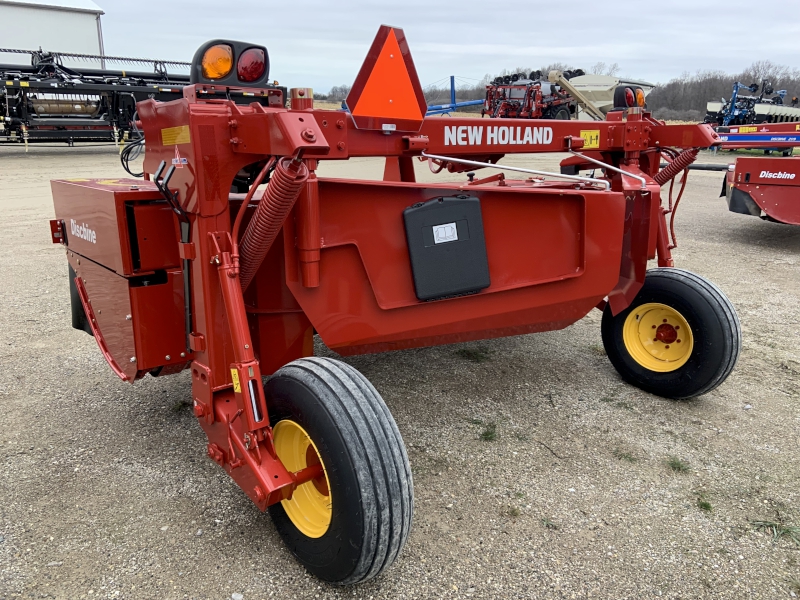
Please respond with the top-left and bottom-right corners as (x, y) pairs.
(590, 62), (620, 76)
(327, 84), (351, 102)
(539, 62), (574, 74)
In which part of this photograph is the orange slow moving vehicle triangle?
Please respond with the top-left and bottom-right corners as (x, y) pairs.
(348, 27), (426, 129)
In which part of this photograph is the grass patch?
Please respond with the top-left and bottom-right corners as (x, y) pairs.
(751, 520), (800, 547)
(172, 399), (192, 413)
(697, 494), (713, 512)
(788, 579), (800, 594)
(467, 417), (483, 425)
(615, 401), (635, 411)
(455, 346), (492, 363)
(599, 396), (615, 403)
(541, 518), (559, 530)
(513, 431), (529, 442)
(612, 448), (638, 463)
(507, 506), (521, 518)
(480, 422), (497, 442)
(588, 344), (606, 357)
(667, 456), (691, 473)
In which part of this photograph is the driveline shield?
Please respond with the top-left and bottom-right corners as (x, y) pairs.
(403, 196), (490, 301)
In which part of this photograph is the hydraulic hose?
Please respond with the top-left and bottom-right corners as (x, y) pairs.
(239, 157), (309, 292)
(653, 147), (699, 252)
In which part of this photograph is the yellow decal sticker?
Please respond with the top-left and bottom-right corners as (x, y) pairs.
(580, 129), (601, 149)
(161, 125), (191, 146)
(5, 81), (12, 86)
(231, 369), (241, 393)
(739, 126), (757, 133)
(96, 179), (134, 186)
(796, 124), (800, 131)
(20, 81), (29, 87)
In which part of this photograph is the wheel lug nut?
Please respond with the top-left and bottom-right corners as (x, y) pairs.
(652, 325), (656, 329)
(676, 339), (681, 343)
(675, 326), (680, 330)
(665, 345), (670, 349)
(662, 319), (668, 323)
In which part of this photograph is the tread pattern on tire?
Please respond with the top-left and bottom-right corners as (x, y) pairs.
(274, 357), (413, 584)
(647, 269), (741, 397)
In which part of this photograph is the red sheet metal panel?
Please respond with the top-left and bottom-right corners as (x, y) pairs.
(730, 156), (800, 224)
(283, 179), (625, 354)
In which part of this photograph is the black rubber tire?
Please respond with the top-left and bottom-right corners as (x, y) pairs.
(551, 106), (571, 120)
(265, 357), (413, 584)
(601, 268), (741, 399)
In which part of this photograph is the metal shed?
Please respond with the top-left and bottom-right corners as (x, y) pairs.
(0, 1), (105, 68)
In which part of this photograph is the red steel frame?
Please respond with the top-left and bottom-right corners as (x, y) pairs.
(50, 29), (721, 512)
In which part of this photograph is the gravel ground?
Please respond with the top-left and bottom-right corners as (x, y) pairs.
(0, 144), (798, 600)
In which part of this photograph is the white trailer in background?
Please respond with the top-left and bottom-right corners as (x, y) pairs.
(567, 74), (655, 120)
(0, 0), (105, 68)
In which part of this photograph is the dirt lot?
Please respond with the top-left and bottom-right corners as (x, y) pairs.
(1, 144), (798, 600)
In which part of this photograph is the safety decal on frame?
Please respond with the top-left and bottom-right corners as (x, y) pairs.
(579, 130), (601, 149)
(172, 145), (188, 168)
(161, 125), (191, 145)
(231, 369), (241, 393)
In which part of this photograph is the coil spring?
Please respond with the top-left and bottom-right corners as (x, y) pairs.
(653, 148), (698, 186)
(239, 157), (309, 291)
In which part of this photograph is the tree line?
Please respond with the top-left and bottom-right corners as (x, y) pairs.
(315, 61), (799, 121)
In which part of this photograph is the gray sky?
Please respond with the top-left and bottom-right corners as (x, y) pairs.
(102, 0), (800, 91)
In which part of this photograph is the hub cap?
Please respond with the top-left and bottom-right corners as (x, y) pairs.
(273, 419), (332, 538)
(622, 303), (694, 372)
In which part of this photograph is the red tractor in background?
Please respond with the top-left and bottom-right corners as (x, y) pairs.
(49, 26), (740, 584)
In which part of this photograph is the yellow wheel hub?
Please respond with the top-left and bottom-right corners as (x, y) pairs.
(273, 419), (332, 538)
(622, 303), (694, 372)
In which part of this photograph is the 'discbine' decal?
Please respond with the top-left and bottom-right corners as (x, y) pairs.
(759, 170), (796, 180)
(444, 125), (553, 146)
(70, 219), (96, 244)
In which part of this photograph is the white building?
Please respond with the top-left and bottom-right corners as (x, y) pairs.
(0, 1), (105, 67)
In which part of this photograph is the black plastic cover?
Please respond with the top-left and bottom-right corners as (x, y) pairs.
(403, 196), (490, 301)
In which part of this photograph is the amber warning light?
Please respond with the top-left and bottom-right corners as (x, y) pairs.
(201, 44), (233, 80)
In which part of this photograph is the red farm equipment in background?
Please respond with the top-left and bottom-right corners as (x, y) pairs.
(482, 71), (578, 120)
(49, 26), (741, 583)
(706, 122), (800, 225)
(722, 154), (800, 225)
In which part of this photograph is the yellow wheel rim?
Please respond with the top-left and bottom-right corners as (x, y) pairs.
(273, 420), (332, 538)
(622, 303), (694, 373)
